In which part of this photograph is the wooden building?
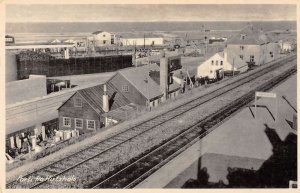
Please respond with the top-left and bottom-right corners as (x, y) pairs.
(58, 83), (130, 132)
(57, 53), (182, 131)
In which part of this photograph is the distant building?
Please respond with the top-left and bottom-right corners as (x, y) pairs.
(5, 35), (15, 45)
(209, 37), (226, 44)
(119, 33), (164, 46)
(226, 25), (280, 66)
(279, 40), (294, 53)
(89, 30), (112, 47)
(197, 49), (248, 79)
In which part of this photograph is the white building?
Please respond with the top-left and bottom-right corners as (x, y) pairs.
(197, 49), (248, 79)
(119, 34), (164, 46)
(226, 25), (280, 66)
(89, 31), (112, 47)
(279, 40), (293, 53)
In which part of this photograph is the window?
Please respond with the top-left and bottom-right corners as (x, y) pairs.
(63, 117), (71, 127)
(240, 34), (246, 40)
(211, 60), (214, 65)
(216, 60), (218, 66)
(103, 40), (107, 44)
(87, 120), (96, 130)
(210, 70), (213, 73)
(74, 98), (82, 107)
(122, 85), (129, 92)
(270, 52), (273, 58)
(220, 61), (223, 65)
(250, 55), (255, 62)
(240, 46), (244, 50)
(103, 34), (106, 37)
(75, 118), (83, 129)
(240, 55), (244, 60)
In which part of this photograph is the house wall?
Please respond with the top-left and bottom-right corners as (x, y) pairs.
(227, 44), (263, 65)
(58, 92), (101, 131)
(197, 53), (225, 79)
(265, 43), (280, 62)
(120, 38), (164, 46)
(108, 73), (147, 106)
(94, 32), (112, 46)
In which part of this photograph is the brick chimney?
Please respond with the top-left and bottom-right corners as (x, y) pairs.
(160, 50), (168, 101)
(102, 84), (109, 113)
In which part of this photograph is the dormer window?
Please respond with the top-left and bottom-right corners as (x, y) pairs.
(122, 85), (129, 92)
(74, 98), (82, 107)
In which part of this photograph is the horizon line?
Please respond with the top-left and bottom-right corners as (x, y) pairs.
(6, 19), (297, 23)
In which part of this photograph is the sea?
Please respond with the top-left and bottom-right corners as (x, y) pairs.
(6, 21), (297, 34)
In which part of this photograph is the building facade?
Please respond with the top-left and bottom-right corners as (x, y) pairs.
(58, 83), (130, 132)
(90, 31), (112, 47)
(226, 26), (280, 66)
(197, 50), (248, 79)
(120, 37), (164, 46)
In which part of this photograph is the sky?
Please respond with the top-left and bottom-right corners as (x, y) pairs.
(6, 4), (297, 23)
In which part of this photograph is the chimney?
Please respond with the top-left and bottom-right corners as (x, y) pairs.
(224, 48), (228, 62)
(160, 52), (168, 101)
(103, 84), (109, 113)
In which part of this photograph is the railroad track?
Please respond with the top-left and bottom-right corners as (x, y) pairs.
(92, 65), (297, 188)
(6, 54), (296, 189)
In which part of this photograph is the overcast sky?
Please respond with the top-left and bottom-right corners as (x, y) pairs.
(6, 4), (297, 22)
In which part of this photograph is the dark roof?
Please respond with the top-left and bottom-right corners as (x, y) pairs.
(227, 25), (273, 45)
(92, 30), (104, 35)
(77, 82), (130, 115)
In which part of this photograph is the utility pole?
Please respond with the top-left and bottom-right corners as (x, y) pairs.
(144, 33), (146, 50)
(232, 57), (235, 77)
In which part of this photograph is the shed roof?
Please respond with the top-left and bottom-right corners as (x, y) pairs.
(227, 25), (273, 45)
(101, 103), (140, 122)
(76, 82), (130, 115)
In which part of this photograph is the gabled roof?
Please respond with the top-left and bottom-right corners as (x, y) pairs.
(118, 64), (163, 100)
(58, 82), (130, 115)
(116, 63), (180, 100)
(50, 39), (61, 44)
(77, 82), (130, 115)
(227, 25), (273, 45)
(200, 51), (247, 71)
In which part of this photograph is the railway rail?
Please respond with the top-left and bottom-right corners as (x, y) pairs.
(6, 54), (296, 189)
